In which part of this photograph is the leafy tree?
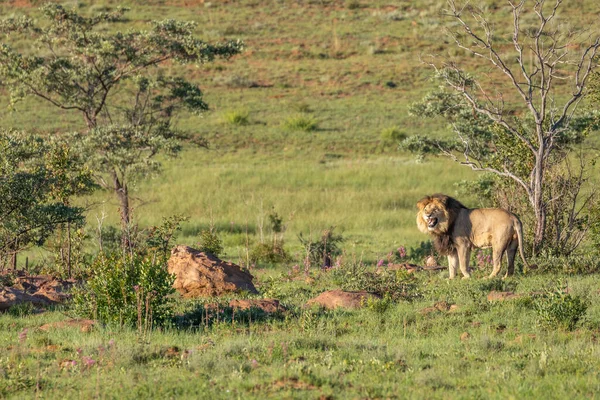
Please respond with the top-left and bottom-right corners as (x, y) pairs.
(404, 1), (600, 253)
(0, 129), (94, 268)
(0, 4), (242, 242)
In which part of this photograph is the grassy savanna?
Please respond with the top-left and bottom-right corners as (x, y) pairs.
(3, 272), (600, 399)
(1, 0), (600, 399)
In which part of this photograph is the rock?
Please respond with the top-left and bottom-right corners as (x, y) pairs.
(168, 245), (258, 297)
(387, 262), (420, 273)
(487, 291), (523, 302)
(305, 290), (381, 310)
(229, 299), (286, 313)
(425, 256), (438, 267)
(419, 301), (457, 314)
(0, 287), (49, 311)
(449, 304), (460, 312)
(29, 277), (76, 303)
(38, 319), (96, 333)
(434, 301), (451, 311)
(0, 273), (76, 310)
(460, 332), (471, 341)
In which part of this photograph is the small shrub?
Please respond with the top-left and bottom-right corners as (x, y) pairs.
(528, 253), (600, 275)
(346, 0), (361, 9)
(534, 286), (587, 330)
(73, 254), (176, 328)
(250, 242), (289, 264)
(7, 302), (36, 317)
(332, 263), (419, 301)
(407, 241), (434, 263)
(283, 115), (318, 132)
(198, 229), (224, 257)
(298, 227), (343, 268)
(364, 294), (393, 313)
(223, 109), (250, 126)
(292, 102), (312, 113)
(380, 127), (407, 144)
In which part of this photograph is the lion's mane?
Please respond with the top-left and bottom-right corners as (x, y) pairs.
(416, 194), (467, 255)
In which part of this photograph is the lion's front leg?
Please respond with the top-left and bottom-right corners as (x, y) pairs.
(457, 245), (471, 279)
(447, 252), (458, 279)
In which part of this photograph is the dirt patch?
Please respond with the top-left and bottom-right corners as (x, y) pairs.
(168, 245), (257, 297)
(305, 290), (380, 310)
(487, 291), (524, 302)
(419, 301), (459, 315)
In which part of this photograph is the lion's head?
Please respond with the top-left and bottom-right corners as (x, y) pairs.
(416, 194), (466, 236)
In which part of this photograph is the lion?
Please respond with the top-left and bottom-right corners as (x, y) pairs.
(416, 194), (529, 279)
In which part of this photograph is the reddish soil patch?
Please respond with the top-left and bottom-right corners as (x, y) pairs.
(305, 290), (380, 310)
(487, 291), (524, 302)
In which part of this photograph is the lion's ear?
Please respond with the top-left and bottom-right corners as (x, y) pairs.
(436, 194), (449, 206)
(416, 197), (430, 210)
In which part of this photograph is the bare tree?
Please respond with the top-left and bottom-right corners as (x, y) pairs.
(417, 0), (600, 252)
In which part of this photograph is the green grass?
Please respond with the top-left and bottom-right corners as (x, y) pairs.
(2, 270), (600, 399)
(2, 0), (600, 398)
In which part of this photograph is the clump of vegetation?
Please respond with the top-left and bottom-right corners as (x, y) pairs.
(73, 254), (176, 328)
(251, 209), (290, 264)
(534, 284), (588, 331)
(73, 215), (186, 328)
(380, 127), (407, 144)
(0, 129), (95, 272)
(283, 115), (318, 132)
(298, 227), (343, 268)
(345, 0), (361, 10)
(332, 258), (419, 301)
(250, 242), (289, 264)
(223, 109), (250, 126)
(198, 229), (224, 257)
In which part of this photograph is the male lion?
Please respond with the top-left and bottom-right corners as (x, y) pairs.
(416, 194), (529, 279)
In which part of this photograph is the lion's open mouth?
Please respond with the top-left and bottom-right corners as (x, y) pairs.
(427, 217), (438, 229)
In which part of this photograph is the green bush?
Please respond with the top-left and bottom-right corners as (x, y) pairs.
(283, 115), (318, 132)
(534, 288), (588, 330)
(198, 229), (224, 257)
(332, 262), (419, 301)
(250, 242), (289, 264)
(73, 254), (175, 328)
(298, 227), (343, 268)
(223, 109), (250, 126)
(380, 127), (407, 144)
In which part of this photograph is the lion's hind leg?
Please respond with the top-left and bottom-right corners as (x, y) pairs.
(489, 246), (506, 279)
(504, 239), (518, 279)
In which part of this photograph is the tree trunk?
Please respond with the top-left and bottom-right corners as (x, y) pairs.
(66, 221), (72, 277)
(531, 147), (546, 255)
(113, 170), (131, 252)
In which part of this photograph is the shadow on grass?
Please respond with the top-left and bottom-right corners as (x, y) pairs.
(174, 302), (287, 329)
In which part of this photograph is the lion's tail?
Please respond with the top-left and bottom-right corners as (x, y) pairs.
(514, 217), (530, 274)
